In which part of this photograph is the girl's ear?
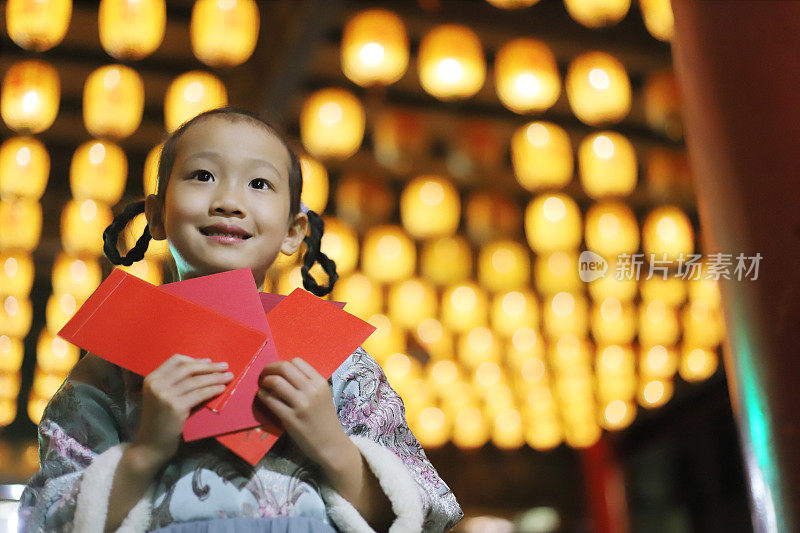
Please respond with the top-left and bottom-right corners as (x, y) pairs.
(144, 194), (167, 240)
(281, 212), (309, 255)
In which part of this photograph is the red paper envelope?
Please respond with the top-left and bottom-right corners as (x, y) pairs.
(57, 268), (267, 411)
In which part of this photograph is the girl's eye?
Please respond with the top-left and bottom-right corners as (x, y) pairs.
(250, 178), (274, 191)
(191, 169), (214, 182)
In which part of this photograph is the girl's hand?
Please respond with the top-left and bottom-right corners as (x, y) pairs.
(133, 354), (233, 465)
(257, 358), (349, 467)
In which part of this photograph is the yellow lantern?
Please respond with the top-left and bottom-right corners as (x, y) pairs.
(638, 377), (673, 408)
(190, 0), (259, 67)
(534, 250), (582, 295)
(32, 368), (66, 400)
(299, 155), (329, 214)
(6, 0), (72, 51)
(163, 71), (228, 133)
(543, 292), (589, 338)
(361, 225), (415, 283)
(588, 261), (638, 301)
(494, 38), (560, 114)
(688, 276), (721, 307)
(682, 299), (724, 348)
(98, 0), (166, 60)
(595, 344), (635, 380)
(0, 373), (22, 399)
(124, 213), (170, 260)
(442, 282), (488, 333)
(563, 419), (601, 449)
(412, 406), (450, 448)
(334, 173), (394, 231)
(640, 276), (686, 307)
(639, 0), (674, 42)
(0, 295), (33, 337)
(486, 0), (539, 7)
(507, 326), (546, 369)
(1, 60), (60, 134)
(549, 335), (592, 377)
(0, 136), (49, 199)
(478, 240), (530, 293)
(51, 253), (102, 301)
(639, 344), (678, 379)
(0, 252), (34, 297)
(400, 175), (460, 239)
(420, 235), (472, 285)
(0, 198), (42, 251)
(590, 297), (636, 345)
(37, 328), (79, 373)
(597, 373), (636, 404)
(45, 292), (82, 332)
(119, 258), (163, 285)
(600, 399), (636, 430)
(70, 140), (127, 204)
(511, 121), (573, 191)
(492, 407), (525, 449)
(417, 24), (485, 101)
(644, 70), (682, 140)
(491, 290), (538, 337)
(320, 217), (358, 276)
(566, 51), (631, 126)
(0, 398), (16, 426)
(427, 359), (462, 390)
(465, 191), (522, 245)
(301, 88), (365, 160)
(332, 272), (383, 320)
(28, 394), (48, 424)
(60, 199), (113, 256)
(143, 143), (162, 196)
(524, 193), (582, 253)
(638, 299), (679, 346)
(584, 201), (639, 258)
(578, 132), (637, 198)
(341, 9), (409, 87)
(388, 278), (437, 329)
(452, 405), (489, 449)
(524, 413), (562, 450)
(459, 328), (501, 369)
(642, 206), (694, 263)
(564, 0), (631, 28)
(0, 335), (24, 372)
(83, 65), (144, 139)
(679, 345), (718, 382)
(416, 319), (455, 362)
(363, 316), (406, 363)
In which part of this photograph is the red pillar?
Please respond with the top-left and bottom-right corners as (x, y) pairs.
(670, 2), (800, 531)
(581, 437), (629, 533)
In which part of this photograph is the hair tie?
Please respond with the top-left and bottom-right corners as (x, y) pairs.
(300, 201), (310, 215)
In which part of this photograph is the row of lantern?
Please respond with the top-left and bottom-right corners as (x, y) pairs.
(6, 0), (259, 67)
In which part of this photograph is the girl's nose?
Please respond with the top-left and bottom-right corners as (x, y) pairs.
(210, 190), (245, 217)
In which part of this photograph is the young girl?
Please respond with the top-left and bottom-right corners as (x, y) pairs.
(18, 107), (464, 533)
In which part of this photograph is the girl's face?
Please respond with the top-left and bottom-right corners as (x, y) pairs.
(145, 116), (307, 286)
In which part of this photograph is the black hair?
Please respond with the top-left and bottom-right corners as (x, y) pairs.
(102, 106), (338, 296)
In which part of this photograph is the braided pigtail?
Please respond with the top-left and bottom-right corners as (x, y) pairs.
(102, 200), (152, 266)
(301, 209), (338, 297)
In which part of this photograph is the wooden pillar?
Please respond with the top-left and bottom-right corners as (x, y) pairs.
(581, 437), (629, 533)
(670, 2), (800, 531)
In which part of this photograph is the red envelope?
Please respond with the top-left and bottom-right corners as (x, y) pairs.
(57, 268), (267, 411)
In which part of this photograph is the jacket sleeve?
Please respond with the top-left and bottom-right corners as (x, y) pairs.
(319, 346), (464, 533)
(17, 375), (152, 533)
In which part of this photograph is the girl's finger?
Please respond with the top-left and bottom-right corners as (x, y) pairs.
(290, 357), (322, 382)
(257, 390), (293, 424)
(166, 359), (229, 386)
(179, 383), (227, 410)
(259, 375), (299, 408)
(261, 361), (309, 392)
(174, 371), (233, 396)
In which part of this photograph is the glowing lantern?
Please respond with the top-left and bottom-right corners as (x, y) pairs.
(60, 199), (113, 256)
(6, 0), (72, 51)
(427, 359), (462, 390)
(1, 60), (59, 134)
(688, 276), (721, 307)
(524, 193), (582, 253)
(363, 317), (407, 363)
(421, 235), (472, 285)
(191, 0), (259, 67)
(638, 299), (679, 346)
(642, 206), (694, 263)
(442, 282), (488, 333)
(332, 272), (383, 320)
(682, 299), (724, 347)
(564, 0), (631, 28)
(52, 253), (102, 301)
(578, 132), (637, 198)
(440, 381), (478, 413)
(164, 71), (227, 133)
(0, 373), (21, 399)
(644, 70), (682, 140)
(0, 335), (24, 372)
(335, 173), (394, 230)
(320, 217), (358, 276)
(83, 65), (144, 139)
(588, 262), (637, 301)
(0, 295), (32, 337)
(507, 326), (545, 369)
(413, 406), (450, 448)
(143, 143), (162, 196)
(595, 344), (635, 380)
(600, 400), (636, 430)
(566, 51), (631, 126)
(639, 344), (678, 379)
(70, 140), (127, 204)
(372, 108), (428, 174)
(32, 369), (65, 400)
(121, 258), (164, 285)
(0, 399), (14, 426)
(452, 405), (489, 449)
(300, 88), (365, 160)
(543, 292), (589, 338)
(0, 252), (34, 297)
(298, 155), (329, 214)
(534, 250), (582, 295)
(459, 328), (501, 369)
(478, 240), (530, 292)
(465, 191), (522, 245)
(585, 201), (639, 259)
(0, 136), (49, 200)
(123, 213), (170, 260)
(639, 0), (674, 42)
(590, 298), (636, 344)
(417, 24), (485, 101)
(362, 225), (415, 283)
(680, 345), (718, 382)
(511, 121), (573, 191)
(495, 39), (560, 114)
(388, 278), (437, 329)
(28, 394), (48, 424)
(36, 328), (79, 373)
(524, 414), (562, 450)
(563, 420), (601, 448)
(486, 0), (539, 7)
(640, 276), (686, 307)
(45, 292), (81, 332)
(597, 373), (636, 404)
(492, 408), (525, 449)
(400, 175), (460, 239)
(491, 290), (538, 337)
(415, 318), (455, 361)
(549, 335), (592, 377)
(0, 198), (41, 251)
(638, 377), (673, 408)
(98, 0), (166, 60)
(341, 9), (408, 87)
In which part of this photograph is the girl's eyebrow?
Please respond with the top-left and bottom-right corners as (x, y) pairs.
(185, 150), (280, 175)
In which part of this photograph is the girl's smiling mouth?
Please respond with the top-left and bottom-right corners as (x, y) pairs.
(199, 223), (253, 244)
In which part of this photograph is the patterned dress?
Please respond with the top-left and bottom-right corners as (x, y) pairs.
(17, 347), (463, 533)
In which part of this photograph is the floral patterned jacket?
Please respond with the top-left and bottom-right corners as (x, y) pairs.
(17, 347), (463, 533)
